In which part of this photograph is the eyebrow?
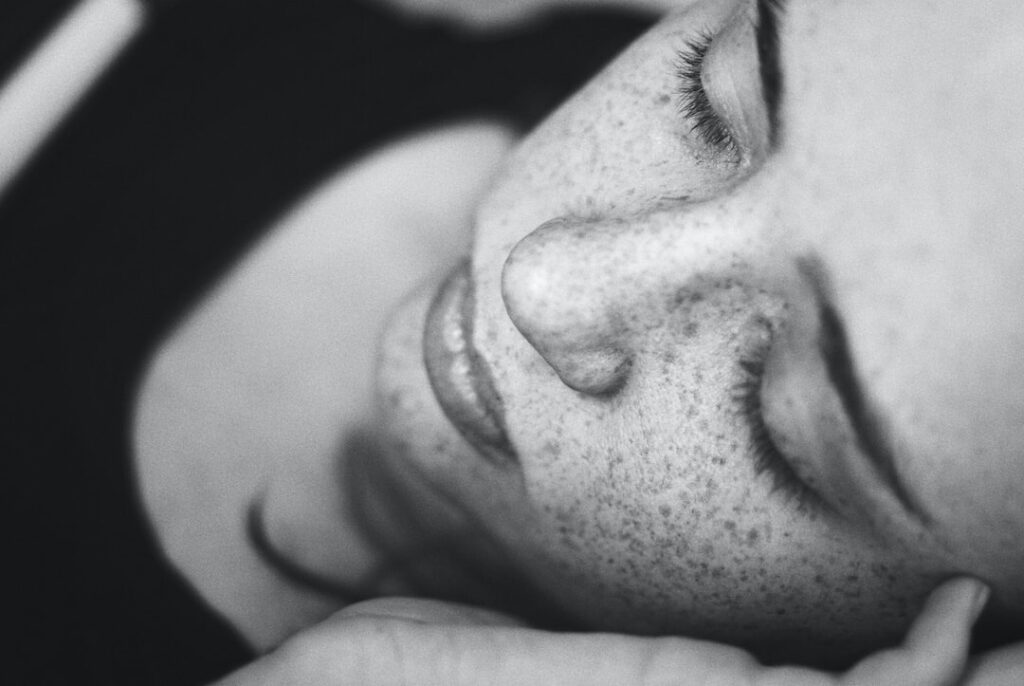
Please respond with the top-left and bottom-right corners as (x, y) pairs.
(795, 258), (932, 524)
(816, 302), (933, 525)
(756, 0), (786, 145)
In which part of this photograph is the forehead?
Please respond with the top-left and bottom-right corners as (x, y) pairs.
(772, 0), (1024, 557)
(784, 0), (1024, 181)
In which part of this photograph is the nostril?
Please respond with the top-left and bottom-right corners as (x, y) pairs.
(554, 348), (633, 396)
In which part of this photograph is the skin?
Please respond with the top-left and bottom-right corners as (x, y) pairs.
(371, 0), (1024, 665)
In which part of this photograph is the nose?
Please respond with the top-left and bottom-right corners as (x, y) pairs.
(500, 202), (778, 395)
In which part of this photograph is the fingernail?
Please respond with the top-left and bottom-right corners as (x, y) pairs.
(967, 580), (990, 623)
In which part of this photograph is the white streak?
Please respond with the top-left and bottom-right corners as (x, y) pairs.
(0, 0), (144, 198)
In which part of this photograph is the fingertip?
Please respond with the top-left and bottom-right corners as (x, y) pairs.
(919, 577), (990, 636)
(898, 577), (990, 684)
(969, 581), (992, 624)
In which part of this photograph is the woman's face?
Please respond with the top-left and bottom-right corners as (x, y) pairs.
(376, 0), (1024, 662)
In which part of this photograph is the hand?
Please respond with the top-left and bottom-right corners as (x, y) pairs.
(214, 577), (995, 686)
(963, 641), (1024, 686)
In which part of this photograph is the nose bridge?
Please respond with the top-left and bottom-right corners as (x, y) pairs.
(500, 198), (776, 395)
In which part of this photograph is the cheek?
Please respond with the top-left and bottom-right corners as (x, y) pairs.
(486, 302), (937, 660)
(505, 356), (789, 633)
(504, 403), (922, 660)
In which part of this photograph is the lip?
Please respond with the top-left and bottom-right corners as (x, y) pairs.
(423, 259), (517, 466)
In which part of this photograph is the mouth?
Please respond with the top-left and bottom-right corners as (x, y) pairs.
(423, 259), (517, 466)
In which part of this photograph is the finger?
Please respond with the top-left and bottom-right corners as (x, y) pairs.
(215, 610), (764, 686)
(962, 642), (1024, 686)
(319, 622), (762, 686)
(335, 597), (527, 627)
(842, 576), (990, 686)
(329, 599), (765, 685)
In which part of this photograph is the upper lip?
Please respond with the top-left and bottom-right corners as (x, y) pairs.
(423, 260), (517, 465)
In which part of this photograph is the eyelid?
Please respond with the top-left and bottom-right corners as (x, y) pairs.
(755, 279), (923, 535)
(676, 32), (740, 156)
(736, 349), (829, 515)
(701, 11), (771, 159)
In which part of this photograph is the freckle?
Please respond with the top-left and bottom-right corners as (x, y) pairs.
(655, 93), (671, 105)
(673, 289), (705, 308)
(659, 504), (672, 518)
(543, 440), (561, 457)
(724, 520), (736, 531)
(683, 321), (700, 338)
(746, 529), (759, 544)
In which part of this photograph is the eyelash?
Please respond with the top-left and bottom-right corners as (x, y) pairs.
(734, 354), (824, 514)
(675, 32), (739, 155)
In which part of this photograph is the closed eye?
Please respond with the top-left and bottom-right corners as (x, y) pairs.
(675, 32), (740, 157)
(734, 350), (827, 515)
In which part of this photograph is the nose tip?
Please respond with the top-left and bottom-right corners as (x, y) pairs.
(499, 197), (777, 397)
(500, 219), (633, 395)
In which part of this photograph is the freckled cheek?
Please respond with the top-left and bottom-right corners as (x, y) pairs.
(511, 447), (778, 634)
(491, 375), (927, 646)
(473, 281), (934, 644)
(500, 448), (921, 647)
(495, 365), (770, 614)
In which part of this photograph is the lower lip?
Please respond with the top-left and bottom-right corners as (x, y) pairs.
(423, 260), (516, 466)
